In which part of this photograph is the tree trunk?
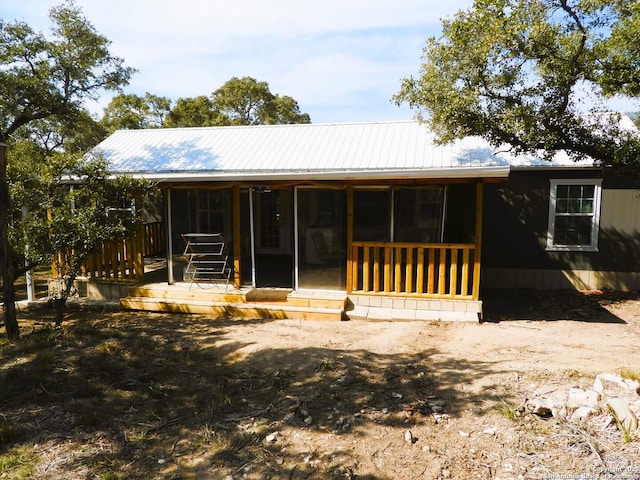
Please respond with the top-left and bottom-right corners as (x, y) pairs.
(0, 143), (20, 340)
(52, 297), (66, 328)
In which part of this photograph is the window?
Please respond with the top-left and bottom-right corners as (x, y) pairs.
(547, 179), (602, 251)
(394, 186), (445, 243)
(353, 186), (446, 243)
(353, 189), (391, 241)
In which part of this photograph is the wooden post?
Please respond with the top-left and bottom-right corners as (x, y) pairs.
(472, 182), (484, 300)
(134, 214), (145, 282)
(416, 247), (425, 293)
(166, 189), (175, 284)
(346, 186), (353, 293)
(233, 185), (241, 288)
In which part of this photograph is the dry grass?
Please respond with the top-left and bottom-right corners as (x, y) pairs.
(1, 300), (639, 479)
(0, 310), (290, 479)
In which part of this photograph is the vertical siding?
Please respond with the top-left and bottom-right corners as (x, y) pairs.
(600, 189), (640, 234)
(483, 174), (640, 291)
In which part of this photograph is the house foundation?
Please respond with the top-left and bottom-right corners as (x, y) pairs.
(346, 294), (483, 322)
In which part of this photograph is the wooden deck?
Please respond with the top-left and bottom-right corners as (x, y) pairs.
(120, 282), (347, 321)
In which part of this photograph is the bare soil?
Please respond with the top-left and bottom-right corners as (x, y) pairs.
(1, 289), (640, 479)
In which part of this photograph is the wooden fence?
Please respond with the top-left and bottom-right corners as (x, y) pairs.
(350, 241), (479, 299)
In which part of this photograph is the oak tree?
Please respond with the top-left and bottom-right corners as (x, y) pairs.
(165, 77), (311, 127)
(394, 0), (640, 171)
(13, 150), (147, 327)
(0, 1), (133, 339)
(101, 92), (171, 133)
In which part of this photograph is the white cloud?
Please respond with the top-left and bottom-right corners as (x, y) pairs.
(7, 0), (633, 124)
(2, 0), (474, 121)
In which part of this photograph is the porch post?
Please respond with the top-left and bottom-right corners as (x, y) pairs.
(232, 185), (241, 288)
(472, 181), (484, 300)
(346, 185), (353, 294)
(22, 206), (34, 301)
(166, 189), (175, 284)
(134, 199), (145, 282)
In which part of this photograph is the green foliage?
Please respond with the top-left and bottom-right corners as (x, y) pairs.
(394, 0), (640, 172)
(0, 0), (134, 338)
(164, 95), (222, 128)
(0, 446), (37, 479)
(164, 76), (311, 127)
(24, 152), (147, 278)
(101, 92), (171, 133)
(8, 140), (151, 327)
(494, 394), (523, 422)
(8, 141), (146, 272)
(0, 0), (134, 142)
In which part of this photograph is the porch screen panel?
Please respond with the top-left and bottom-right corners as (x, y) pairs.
(169, 189), (233, 255)
(394, 186), (445, 242)
(353, 189), (391, 241)
(240, 188), (253, 285)
(297, 189), (346, 290)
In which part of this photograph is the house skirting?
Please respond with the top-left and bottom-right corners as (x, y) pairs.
(484, 267), (640, 291)
(347, 294), (482, 322)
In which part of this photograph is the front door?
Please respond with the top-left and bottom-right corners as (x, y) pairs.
(252, 188), (293, 287)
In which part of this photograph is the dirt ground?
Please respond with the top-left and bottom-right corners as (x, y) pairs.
(1, 289), (640, 479)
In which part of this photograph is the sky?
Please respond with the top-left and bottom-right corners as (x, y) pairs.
(2, 0), (637, 124)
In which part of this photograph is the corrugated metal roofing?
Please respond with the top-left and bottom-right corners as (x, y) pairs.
(92, 120), (601, 182)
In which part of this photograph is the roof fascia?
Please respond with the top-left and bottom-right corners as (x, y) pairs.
(116, 166), (511, 183)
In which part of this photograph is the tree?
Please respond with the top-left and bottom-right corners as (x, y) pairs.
(15, 152), (147, 326)
(0, 1), (134, 340)
(211, 76), (311, 125)
(164, 95), (222, 128)
(101, 92), (171, 133)
(272, 95), (312, 125)
(394, 0), (640, 171)
(164, 77), (311, 127)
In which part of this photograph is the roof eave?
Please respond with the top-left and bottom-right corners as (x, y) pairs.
(117, 166), (511, 183)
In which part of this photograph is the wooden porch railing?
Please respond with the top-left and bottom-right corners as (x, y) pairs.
(82, 237), (140, 281)
(350, 241), (480, 300)
(141, 221), (165, 257)
(82, 221), (165, 281)
(53, 221), (165, 282)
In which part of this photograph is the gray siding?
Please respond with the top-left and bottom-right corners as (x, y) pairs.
(483, 171), (640, 290)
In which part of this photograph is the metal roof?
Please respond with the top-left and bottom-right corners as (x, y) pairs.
(92, 120), (603, 182)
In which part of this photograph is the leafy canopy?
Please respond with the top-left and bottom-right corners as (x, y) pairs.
(164, 76), (311, 127)
(0, 1), (134, 141)
(101, 92), (171, 134)
(394, 0), (640, 171)
(0, 0), (134, 339)
(12, 147), (149, 325)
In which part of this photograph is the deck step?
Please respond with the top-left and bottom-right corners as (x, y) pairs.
(127, 285), (246, 303)
(120, 296), (345, 321)
(126, 285), (347, 308)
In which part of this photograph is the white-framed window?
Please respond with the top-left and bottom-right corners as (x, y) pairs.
(547, 179), (602, 251)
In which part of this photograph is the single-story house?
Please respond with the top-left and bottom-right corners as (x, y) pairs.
(84, 117), (640, 321)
